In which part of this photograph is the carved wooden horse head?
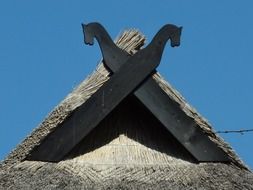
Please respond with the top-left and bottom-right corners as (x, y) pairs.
(82, 22), (182, 72)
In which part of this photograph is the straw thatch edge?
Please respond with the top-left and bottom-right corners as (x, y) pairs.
(1, 160), (253, 190)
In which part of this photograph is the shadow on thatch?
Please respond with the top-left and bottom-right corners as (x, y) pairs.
(65, 95), (197, 164)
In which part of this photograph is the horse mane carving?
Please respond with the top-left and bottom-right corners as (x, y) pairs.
(82, 22), (182, 72)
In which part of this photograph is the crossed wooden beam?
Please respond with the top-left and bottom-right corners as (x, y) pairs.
(28, 23), (229, 162)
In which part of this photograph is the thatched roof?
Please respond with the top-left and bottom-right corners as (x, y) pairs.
(0, 29), (252, 190)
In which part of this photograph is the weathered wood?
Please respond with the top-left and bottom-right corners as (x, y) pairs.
(28, 23), (229, 162)
(135, 78), (230, 161)
(83, 23), (229, 162)
(27, 24), (180, 161)
(27, 56), (156, 161)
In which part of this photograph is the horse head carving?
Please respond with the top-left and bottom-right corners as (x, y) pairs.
(81, 22), (182, 72)
(82, 22), (129, 72)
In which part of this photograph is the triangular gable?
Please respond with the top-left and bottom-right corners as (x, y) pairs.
(1, 28), (247, 170)
(66, 95), (197, 164)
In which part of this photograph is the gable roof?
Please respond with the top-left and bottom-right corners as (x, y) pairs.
(1, 28), (252, 189)
(24, 22), (227, 163)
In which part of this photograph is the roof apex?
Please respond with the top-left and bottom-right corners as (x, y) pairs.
(0, 29), (248, 170)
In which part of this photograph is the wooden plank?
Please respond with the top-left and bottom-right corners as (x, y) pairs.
(27, 38), (164, 161)
(134, 78), (230, 161)
(28, 23), (229, 162)
(105, 57), (229, 161)
(88, 22), (229, 162)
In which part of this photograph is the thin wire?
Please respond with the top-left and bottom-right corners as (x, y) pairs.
(216, 129), (253, 134)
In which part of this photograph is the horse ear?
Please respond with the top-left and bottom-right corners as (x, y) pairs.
(81, 23), (88, 29)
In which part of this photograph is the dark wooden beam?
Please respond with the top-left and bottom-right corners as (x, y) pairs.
(134, 78), (229, 161)
(84, 23), (229, 162)
(27, 23), (229, 162)
(27, 25), (175, 161)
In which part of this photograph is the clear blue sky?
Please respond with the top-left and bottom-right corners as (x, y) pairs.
(0, 1), (252, 169)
